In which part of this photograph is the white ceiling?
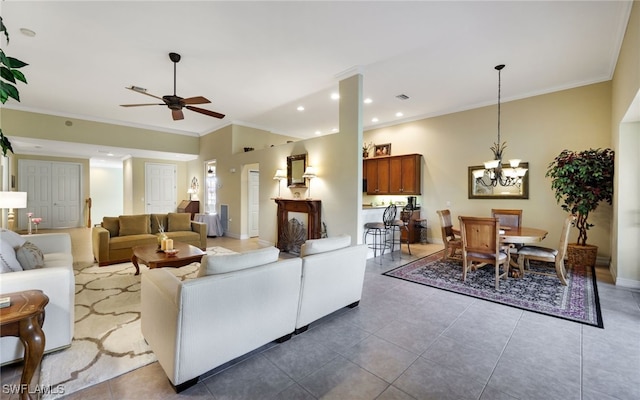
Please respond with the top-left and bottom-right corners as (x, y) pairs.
(1, 1), (633, 164)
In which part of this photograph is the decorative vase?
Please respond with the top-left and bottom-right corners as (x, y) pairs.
(567, 243), (598, 268)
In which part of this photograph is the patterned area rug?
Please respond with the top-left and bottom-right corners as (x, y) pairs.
(38, 246), (237, 399)
(383, 251), (603, 328)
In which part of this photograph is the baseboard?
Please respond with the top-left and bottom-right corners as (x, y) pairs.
(615, 277), (640, 289)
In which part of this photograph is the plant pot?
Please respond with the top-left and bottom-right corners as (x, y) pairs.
(567, 243), (598, 268)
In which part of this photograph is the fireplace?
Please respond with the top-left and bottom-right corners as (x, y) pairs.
(274, 199), (321, 252)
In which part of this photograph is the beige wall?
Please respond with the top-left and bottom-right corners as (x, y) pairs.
(365, 82), (613, 260)
(611, 1), (640, 287)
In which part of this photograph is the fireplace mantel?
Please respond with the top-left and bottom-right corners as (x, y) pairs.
(274, 199), (322, 252)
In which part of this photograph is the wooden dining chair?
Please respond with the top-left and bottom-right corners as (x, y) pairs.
(491, 209), (523, 228)
(458, 216), (510, 289)
(516, 214), (576, 285)
(436, 209), (462, 262)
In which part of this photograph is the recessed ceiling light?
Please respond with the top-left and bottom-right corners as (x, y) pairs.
(297, 106), (305, 111)
(314, 130), (322, 135)
(20, 28), (36, 37)
(332, 128), (338, 132)
(395, 112), (404, 117)
(371, 117), (379, 123)
(330, 93), (340, 100)
(364, 98), (372, 104)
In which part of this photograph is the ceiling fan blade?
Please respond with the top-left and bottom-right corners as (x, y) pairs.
(182, 96), (211, 105)
(126, 86), (164, 101)
(172, 109), (185, 120)
(186, 106), (225, 119)
(120, 103), (164, 107)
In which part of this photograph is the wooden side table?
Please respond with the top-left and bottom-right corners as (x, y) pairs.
(0, 290), (49, 400)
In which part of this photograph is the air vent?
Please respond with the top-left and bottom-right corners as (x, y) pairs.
(396, 94), (409, 100)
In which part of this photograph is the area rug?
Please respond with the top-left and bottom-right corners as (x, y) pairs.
(383, 251), (603, 328)
(38, 246), (237, 399)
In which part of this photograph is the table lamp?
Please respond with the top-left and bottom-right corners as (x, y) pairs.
(273, 169), (286, 198)
(302, 166), (317, 199)
(0, 191), (27, 230)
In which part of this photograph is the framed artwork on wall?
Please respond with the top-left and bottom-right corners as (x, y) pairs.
(374, 143), (391, 157)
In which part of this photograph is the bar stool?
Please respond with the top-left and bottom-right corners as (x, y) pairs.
(363, 205), (395, 263)
(387, 205), (412, 256)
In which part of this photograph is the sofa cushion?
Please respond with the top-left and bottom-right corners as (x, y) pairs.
(198, 246), (280, 276)
(300, 234), (351, 257)
(0, 240), (22, 273)
(15, 241), (45, 270)
(102, 217), (120, 237)
(0, 228), (26, 249)
(119, 214), (151, 236)
(168, 213), (191, 232)
(110, 234), (157, 250)
(151, 214), (168, 234)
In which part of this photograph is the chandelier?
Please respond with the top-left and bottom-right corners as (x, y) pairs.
(473, 64), (527, 187)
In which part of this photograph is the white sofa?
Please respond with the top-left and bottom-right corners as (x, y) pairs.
(296, 234), (368, 332)
(141, 235), (368, 391)
(141, 246), (302, 390)
(0, 232), (75, 365)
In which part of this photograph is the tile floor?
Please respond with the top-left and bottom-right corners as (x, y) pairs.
(1, 232), (639, 400)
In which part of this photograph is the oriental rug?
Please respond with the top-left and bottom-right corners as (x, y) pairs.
(38, 246), (237, 399)
(383, 251), (603, 328)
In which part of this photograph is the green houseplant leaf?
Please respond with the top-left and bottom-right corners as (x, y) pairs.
(546, 148), (614, 246)
(0, 16), (29, 156)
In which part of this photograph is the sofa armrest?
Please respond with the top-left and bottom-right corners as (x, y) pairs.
(22, 233), (72, 254)
(92, 226), (110, 264)
(190, 221), (207, 249)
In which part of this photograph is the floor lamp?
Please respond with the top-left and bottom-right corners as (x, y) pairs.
(0, 191), (27, 231)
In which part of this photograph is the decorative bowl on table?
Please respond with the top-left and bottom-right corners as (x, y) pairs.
(164, 249), (179, 256)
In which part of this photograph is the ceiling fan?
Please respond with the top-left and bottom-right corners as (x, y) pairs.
(120, 52), (225, 121)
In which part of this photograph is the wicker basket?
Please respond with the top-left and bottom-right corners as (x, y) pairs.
(567, 243), (598, 268)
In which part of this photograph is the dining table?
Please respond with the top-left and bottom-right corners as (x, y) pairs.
(499, 226), (549, 268)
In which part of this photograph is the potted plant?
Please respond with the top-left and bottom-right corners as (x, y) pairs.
(546, 148), (614, 267)
(0, 16), (29, 156)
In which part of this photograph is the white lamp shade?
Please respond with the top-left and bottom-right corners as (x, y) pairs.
(508, 159), (521, 167)
(502, 168), (517, 178)
(472, 169), (485, 179)
(484, 159), (500, 169)
(0, 192), (27, 209)
(302, 166), (317, 179)
(516, 167), (528, 177)
(273, 169), (286, 180)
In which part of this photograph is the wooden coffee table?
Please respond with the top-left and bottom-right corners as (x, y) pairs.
(0, 290), (49, 400)
(131, 242), (205, 275)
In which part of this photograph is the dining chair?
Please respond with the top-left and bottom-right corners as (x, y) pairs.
(516, 214), (576, 285)
(491, 209), (523, 228)
(458, 216), (510, 289)
(436, 209), (462, 262)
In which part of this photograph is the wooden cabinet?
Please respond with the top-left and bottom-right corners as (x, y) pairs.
(364, 157), (390, 194)
(364, 154), (421, 195)
(177, 200), (199, 219)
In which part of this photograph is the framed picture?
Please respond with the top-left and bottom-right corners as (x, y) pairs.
(374, 143), (391, 157)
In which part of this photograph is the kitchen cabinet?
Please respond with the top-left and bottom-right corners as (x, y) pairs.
(364, 154), (421, 195)
(364, 157), (390, 194)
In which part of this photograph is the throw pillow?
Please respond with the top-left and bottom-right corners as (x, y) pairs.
(0, 228), (27, 249)
(118, 215), (151, 236)
(300, 234), (351, 257)
(102, 217), (120, 237)
(168, 213), (191, 232)
(198, 246), (280, 276)
(15, 241), (45, 270)
(0, 239), (22, 272)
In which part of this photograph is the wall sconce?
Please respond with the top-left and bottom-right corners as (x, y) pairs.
(273, 169), (287, 198)
(302, 166), (317, 199)
(0, 191), (27, 230)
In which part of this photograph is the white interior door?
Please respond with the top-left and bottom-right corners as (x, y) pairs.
(248, 170), (259, 237)
(145, 163), (176, 213)
(18, 160), (82, 229)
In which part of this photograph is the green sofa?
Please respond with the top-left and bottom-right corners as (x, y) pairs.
(92, 213), (207, 266)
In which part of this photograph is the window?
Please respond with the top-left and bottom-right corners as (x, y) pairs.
(205, 161), (217, 213)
